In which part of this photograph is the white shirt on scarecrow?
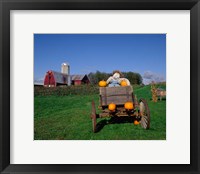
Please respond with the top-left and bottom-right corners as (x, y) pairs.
(106, 72), (130, 87)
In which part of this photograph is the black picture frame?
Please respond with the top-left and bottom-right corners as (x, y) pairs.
(0, 0), (199, 174)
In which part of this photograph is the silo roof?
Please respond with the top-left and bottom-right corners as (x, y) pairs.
(62, 62), (69, 65)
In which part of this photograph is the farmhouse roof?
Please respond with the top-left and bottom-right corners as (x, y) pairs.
(71, 75), (87, 81)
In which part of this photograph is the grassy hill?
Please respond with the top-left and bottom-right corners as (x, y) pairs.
(34, 85), (166, 140)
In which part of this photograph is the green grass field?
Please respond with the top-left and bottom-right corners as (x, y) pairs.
(34, 85), (166, 140)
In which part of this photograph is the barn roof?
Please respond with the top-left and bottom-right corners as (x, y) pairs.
(45, 70), (89, 84)
(71, 75), (86, 81)
(52, 71), (68, 84)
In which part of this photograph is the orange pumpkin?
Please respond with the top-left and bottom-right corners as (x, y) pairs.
(121, 80), (127, 86)
(108, 103), (116, 111)
(124, 102), (134, 110)
(99, 80), (107, 87)
(134, 120), (140, 125)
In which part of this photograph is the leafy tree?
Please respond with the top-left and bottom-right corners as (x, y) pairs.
(88, 71), (142, 85)
(88, 72), (98, 84)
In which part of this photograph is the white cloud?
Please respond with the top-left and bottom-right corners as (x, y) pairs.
(142, 71), (165, 85)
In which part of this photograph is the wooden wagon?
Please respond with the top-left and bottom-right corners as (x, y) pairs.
(91, 86), (150, 133)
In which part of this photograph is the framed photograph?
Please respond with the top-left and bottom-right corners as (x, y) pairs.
(0, 0), (199, 173)
(34, 33), (166, 140)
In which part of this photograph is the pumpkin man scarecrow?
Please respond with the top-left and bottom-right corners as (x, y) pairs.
(106, 70), (130, 87)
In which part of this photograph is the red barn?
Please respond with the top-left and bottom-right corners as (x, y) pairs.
(71, 75), (90, 85)
(44, 70), (68, 87)
(44, 70), (90, 87)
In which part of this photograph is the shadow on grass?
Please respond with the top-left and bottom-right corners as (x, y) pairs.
(150, 98), (166, 101)
(96, 116), (135, 133)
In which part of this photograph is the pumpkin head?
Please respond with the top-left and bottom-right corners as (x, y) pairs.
(99, 80), (107, 87)
(121, 80), (127, 86)
(124, 102), (134, 110)
(134, 120), (140, 125)
(108, 103), (116, 111)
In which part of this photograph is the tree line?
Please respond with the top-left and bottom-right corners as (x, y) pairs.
(88, 71), (143, 85)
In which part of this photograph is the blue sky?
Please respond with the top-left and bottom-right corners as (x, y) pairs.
(34, 34), (166, 84)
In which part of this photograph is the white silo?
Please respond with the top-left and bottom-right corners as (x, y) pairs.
(61, 62), (69, 74)
(61, 62), (71, 86)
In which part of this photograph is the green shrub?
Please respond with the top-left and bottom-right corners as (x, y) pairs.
(34, 84), (99, 96)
